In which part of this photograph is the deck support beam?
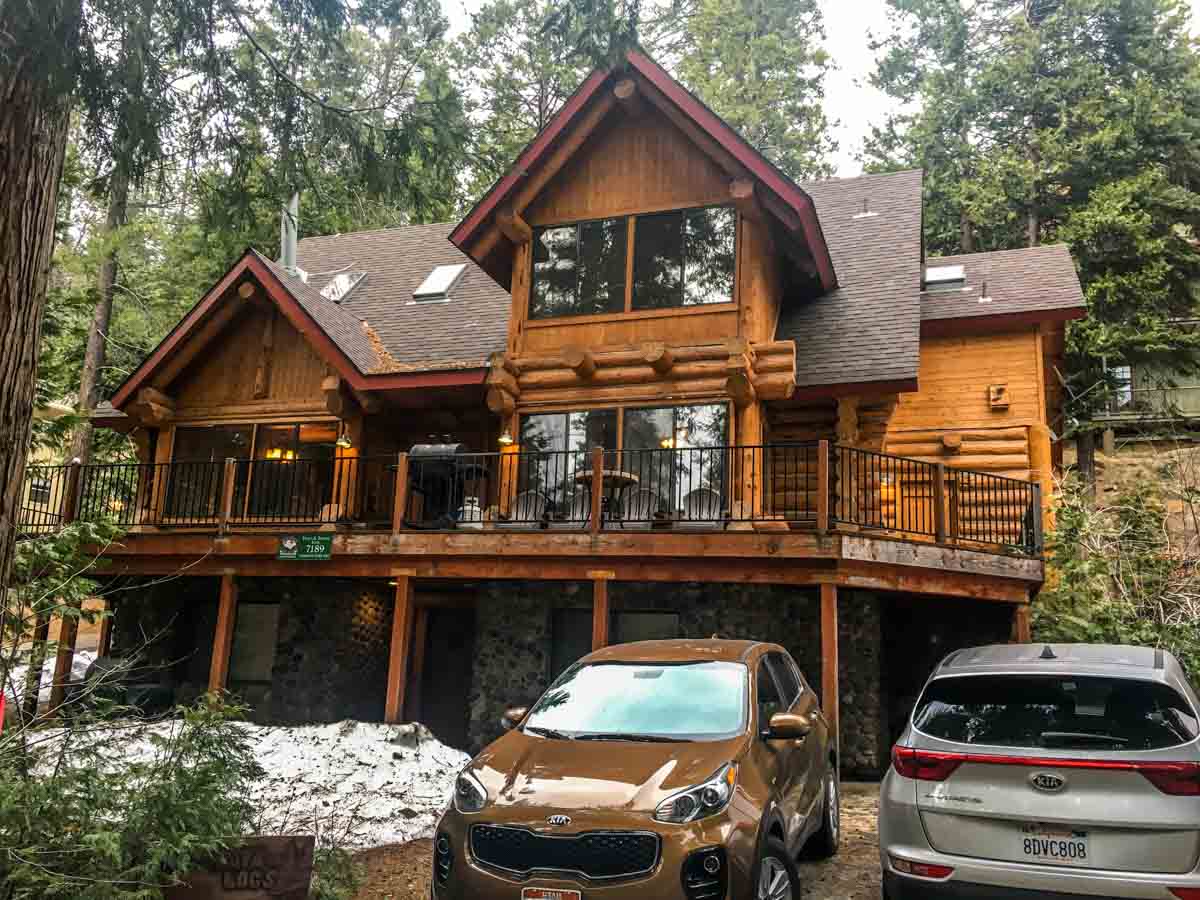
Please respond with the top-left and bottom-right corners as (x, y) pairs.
(1012, 603), (1032, 643)
(590, 570), (614, 650)
(48, 601), (82, 712)
(208, 573), (237, 693)
(820, 583), (839, 758)
(385, 572), (416, 723)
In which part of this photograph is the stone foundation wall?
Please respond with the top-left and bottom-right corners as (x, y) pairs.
(464, 582), (887, 775)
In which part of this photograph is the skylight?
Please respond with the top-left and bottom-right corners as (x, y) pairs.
(413, 263), (466, 301)
(924, 265), (966, 292)
(320, 270), (367, 303)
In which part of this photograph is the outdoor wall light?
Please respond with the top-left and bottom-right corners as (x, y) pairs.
(498, 430), (514, 446)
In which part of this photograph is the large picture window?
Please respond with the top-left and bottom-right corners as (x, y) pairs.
(529, 205), (736, 319)
(621, 404), (729, 520)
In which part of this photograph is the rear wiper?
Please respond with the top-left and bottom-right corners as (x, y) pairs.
(573, 732), (689, 743)
(525, 726), (573, 740)
(1040, 731), (1129, 747)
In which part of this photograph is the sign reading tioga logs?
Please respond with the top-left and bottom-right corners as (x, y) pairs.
(164, 836), (314, 900)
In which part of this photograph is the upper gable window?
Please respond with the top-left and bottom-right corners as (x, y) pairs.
(531, 218), (626, 318)
(633, 206), (735, 310)
(529, 205), (736, 320)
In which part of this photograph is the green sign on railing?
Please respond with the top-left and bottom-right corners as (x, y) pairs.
(277, 534), (333, 561)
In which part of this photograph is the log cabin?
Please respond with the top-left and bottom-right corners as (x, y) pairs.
(22, 50), (1085, 774)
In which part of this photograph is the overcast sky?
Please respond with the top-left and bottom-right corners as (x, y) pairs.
(442, 0), (1200, 178)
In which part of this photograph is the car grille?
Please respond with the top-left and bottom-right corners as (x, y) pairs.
(470, 824), (660, 880)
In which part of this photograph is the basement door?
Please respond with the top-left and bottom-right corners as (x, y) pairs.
(415, 604), (476, 751)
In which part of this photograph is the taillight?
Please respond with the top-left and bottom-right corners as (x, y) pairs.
(891, 746), (964, 781)
(889, 855), (954, 879)
(1137, 762), (1200, 797)
(1169, 889), (1200, 900)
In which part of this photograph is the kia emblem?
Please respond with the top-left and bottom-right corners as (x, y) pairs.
(547, 815), (572, 827)
(1030, 772), (1066, 793)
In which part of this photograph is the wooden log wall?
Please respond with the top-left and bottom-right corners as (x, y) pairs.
(766, 402), (836, 520)
(491, 340), (796, 412)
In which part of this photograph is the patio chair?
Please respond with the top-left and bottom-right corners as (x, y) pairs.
(680, 487), (725, 529)
(548, 491), (590, 530)
(617, 488), (665, 530)
(498, 490), (551, 529)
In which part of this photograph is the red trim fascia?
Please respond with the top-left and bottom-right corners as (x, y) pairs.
(449, 68), (611, 252)
(111, 255), (255, 409)
(789, 378), (919, 403)
(360, 369), (488, 390)
(624, 51), (837, 291)
(921, 307), (1085, 338)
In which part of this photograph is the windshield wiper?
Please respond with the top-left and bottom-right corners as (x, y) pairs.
(525, 726), (574, 740)
(573, 732), (690, 743)
(1040, 731), (1129, 747)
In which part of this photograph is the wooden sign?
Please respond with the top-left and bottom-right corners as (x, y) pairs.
(277, 533), (332, 561)
(165, 836), (315, 900)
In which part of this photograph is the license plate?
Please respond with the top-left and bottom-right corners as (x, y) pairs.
(1020, 824), (1089, 865)
(521, 891), (581, 900)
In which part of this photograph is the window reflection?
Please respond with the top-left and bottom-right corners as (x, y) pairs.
(531, 219), (625, 318)
(519, 409), (618, 518)
(621, 404), (728, 519)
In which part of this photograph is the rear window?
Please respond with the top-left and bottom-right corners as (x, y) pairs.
(914, 675), (1199, 751)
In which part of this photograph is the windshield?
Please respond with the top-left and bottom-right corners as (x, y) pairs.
(914, 674), (1200, 751)
(523, 661), (748, 741)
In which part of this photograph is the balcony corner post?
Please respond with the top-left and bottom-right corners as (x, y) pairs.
(1031, 481), (1045, 555)
(589, 446), (604, 535)
(391, 452), (410, 538)
(816, 440), (830, 534)
(61, 459), (83, 524)
(933, 463), (948, 544)
(218, 458), (238, 537)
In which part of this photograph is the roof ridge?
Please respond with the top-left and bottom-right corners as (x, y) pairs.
(800, 168), (923, 188)
(931, 243), (1071, 262)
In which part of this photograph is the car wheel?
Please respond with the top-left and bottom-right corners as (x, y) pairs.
(755, 835), (800, 900)
(801, 767), (840, 859)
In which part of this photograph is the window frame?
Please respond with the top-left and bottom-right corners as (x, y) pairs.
(527, 204), (739, 322)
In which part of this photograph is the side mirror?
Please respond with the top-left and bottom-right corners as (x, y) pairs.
(768, 712), (812, 740)
(501, 706), (529, 731)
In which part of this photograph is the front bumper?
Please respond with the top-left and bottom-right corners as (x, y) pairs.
(879, 770), (1200, 900)
(433, 804), (759, 900)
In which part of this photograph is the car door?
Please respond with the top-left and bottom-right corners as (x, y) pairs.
(764, 652), (819, 845)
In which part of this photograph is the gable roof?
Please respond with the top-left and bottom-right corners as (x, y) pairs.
(776, 169), (926, 392)
(109, 245), (495, 411)
(921, 244), (1086, 332)
(449, 49), (837, 293)
(294, 223), (511, 372)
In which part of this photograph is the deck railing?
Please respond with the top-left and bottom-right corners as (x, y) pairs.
(19, 442), (1043, 555)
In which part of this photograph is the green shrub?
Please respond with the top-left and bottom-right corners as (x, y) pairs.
(1035, 473), (1200, 679)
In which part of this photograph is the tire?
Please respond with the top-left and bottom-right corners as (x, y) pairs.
(801, 766), (840, 860)
(754, 834), (801, 900)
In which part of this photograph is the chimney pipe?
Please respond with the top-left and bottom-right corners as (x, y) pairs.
(281, 192), (299, 276)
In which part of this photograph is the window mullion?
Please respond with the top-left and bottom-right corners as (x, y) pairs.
(624, 216), (635, 313)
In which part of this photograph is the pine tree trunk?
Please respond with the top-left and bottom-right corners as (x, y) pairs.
(69, 167), (129, 464)
(960, 208), (974, 253)
(0, 19), (76, 592)
(1076, 429), (1097, 502)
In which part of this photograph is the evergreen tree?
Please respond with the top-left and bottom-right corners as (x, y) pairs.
(865, 0), (1200, 456)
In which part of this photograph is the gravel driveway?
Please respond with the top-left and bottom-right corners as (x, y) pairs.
(352, 783), (882, 899)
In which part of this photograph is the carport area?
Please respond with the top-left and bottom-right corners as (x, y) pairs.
(349, 783), (884, 899)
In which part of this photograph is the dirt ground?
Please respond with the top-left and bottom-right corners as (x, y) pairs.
(352, 783), (881, 900)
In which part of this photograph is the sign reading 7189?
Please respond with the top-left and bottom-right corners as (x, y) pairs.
(277, 534), (333, 561)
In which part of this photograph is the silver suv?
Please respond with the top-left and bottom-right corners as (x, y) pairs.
(880, 643), (1200, 899)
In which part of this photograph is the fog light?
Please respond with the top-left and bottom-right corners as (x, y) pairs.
(434, 832), (453, 886)
(889, 855), (954, 880)
(702, 854), (721, 874)
(683, 847), (727, 899)
(436, 836), (451, 855)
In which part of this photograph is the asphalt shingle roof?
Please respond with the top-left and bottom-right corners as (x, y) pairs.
(922, 244), (1085, 322)
(289, 223), (511, 374)
(776, 170), (926, 389)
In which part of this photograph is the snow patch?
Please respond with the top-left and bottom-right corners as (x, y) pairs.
(28, 719), (469, 850)
(2, 650), (96, 706)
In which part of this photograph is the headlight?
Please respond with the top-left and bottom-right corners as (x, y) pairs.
(654, 763), (737, 824)
(454, 769), (488, 813)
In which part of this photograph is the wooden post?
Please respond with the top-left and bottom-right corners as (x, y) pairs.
(47, 600), (82, 712)
(385, 572), (415, 724)
(61, 459), (82, 524)
(405, 605), (430, 722)
(816, 440), (830, 534)
(391, 452), (410, 537)
(933, 463), (947, 544)
(589, 570), (614, 650)
(589, 446), (604, 534)
(208, 573), (237, 693)
(1030, 482), (1045, 555)
(820, 583), (839, 754)
(217, 458), (237, 536)
(97, 599), (113, 657)
(1013, 603), (1033, 643)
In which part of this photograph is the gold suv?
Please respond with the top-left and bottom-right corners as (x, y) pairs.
(433, 639), (840, 900)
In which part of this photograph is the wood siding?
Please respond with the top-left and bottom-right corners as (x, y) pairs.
(170, 305), (328, 420)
